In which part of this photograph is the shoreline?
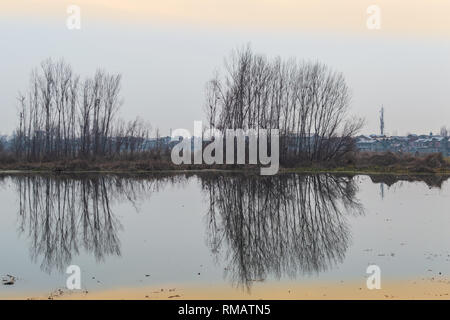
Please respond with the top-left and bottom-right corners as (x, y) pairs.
(0, 152), (448, 176)
(0, 167), (448, 176)
(4, 278), (450, 300)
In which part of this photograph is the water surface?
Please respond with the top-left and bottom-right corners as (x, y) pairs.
(0, 172), (449, 297)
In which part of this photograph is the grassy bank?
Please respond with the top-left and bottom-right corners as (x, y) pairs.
(0, 152), (449, 176)
(284, 166), (450, 176)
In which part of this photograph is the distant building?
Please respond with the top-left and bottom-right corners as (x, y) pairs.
(355, 134), (449, 156)
(355, 135), (384, 152)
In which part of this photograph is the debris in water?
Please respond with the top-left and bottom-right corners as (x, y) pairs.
(2, 275), (16, 286)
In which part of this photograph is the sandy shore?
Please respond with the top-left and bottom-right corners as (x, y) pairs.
(3, 278), (450, 300)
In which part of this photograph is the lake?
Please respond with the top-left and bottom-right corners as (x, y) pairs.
(1, 172), (450, 299)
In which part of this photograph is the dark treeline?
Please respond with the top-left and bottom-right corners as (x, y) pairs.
(9, 48), (365, 168)
(205, 46), (364, 165)
(201, 173), (364, 289)
(13, 58), (158, 162)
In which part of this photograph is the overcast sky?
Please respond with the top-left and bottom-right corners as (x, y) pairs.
(1, 0), (450, 136)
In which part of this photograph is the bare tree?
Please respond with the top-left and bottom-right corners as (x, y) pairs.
(13, 58), (151, 162)
(206, 46), (364, 164)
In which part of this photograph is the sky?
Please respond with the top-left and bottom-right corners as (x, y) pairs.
(1, 0), (450, 136)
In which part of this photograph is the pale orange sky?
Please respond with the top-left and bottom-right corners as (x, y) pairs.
(1, 0), (450, 136)
(2, 0), (450, 37)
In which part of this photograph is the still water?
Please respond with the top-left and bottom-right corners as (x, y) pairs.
(0, 173), (450, 296)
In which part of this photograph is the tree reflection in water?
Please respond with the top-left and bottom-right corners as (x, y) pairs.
(10, 174), (186, 274)
(4, 172), (365, 288)
(200, 173), (364, 290)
